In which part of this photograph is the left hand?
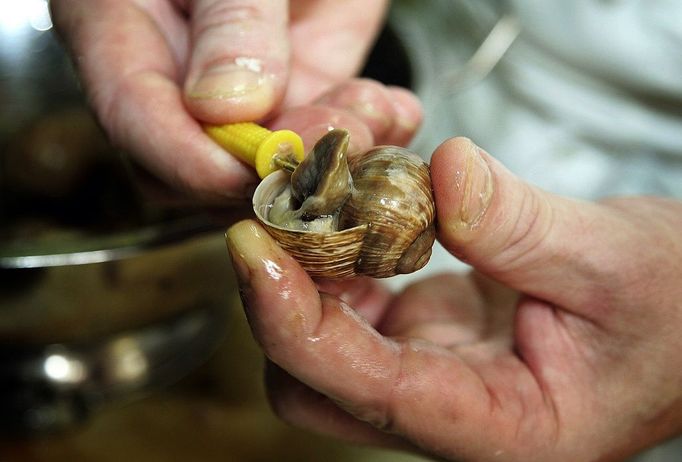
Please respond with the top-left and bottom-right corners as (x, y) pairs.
(50, 0), (389, 199)
(226, 137), (682, 461)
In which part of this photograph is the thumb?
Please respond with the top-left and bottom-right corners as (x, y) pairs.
(432, 137), (625, 313)
(183, 0), (289, 123)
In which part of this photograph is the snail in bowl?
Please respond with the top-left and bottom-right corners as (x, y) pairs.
(252, 129), (435, 279)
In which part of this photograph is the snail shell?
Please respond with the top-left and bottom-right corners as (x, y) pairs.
(253, 129), (435, 279)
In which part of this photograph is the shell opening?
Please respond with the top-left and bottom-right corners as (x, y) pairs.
(265, 129), (353, 233)
(396, 223), (436, 274)
(252, 130), (436, 279)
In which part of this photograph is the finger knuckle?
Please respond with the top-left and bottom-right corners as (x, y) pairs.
(190, 1), (287, 65)
(192, 1), (272, 39)
(336, 346), (407, 434)
(492, 185), (555, 272)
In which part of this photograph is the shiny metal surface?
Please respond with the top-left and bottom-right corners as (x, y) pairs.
(0, 304), (228, 436)
(0, 3), (231, 270)
(0, 17), (239, 431)
(0, 214), (226, 269)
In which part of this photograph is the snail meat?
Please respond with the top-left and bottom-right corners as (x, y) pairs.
(253, 129), (435, 278)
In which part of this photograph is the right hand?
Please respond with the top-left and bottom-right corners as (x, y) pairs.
(225, 136), (682, 461)
(50, 0), (391, 199)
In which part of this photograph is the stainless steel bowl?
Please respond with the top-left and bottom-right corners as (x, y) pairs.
(0, 5), (240, 435)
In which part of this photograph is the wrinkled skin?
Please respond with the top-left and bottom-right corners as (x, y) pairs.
(50, 0), (393, 199)
(226, 134), (682, 461)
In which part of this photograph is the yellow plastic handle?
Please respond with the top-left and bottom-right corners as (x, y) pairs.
(204, 122), (305, 179)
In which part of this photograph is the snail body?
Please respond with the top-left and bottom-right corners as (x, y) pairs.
(252, 129), (435, 279)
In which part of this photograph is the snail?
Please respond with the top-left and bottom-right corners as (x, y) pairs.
(252, 129), (435, 279)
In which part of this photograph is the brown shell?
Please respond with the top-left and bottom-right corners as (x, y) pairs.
(253, 170), (368, 278)
(340, 146), (435, 278)
(253, 147), (435, 279)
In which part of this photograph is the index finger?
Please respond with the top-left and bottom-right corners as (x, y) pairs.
(225, 220), (494, 458)
(50, 0), (256, 199)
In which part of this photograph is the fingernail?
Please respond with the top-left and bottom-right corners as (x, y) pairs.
(225, 230), (251, 286)
(225, 220), (283, 282)
(187, 62), (273, 101)
(389, 97), (420, 132)
(394, 115), (418, 131)
(457, 141), (493, 227)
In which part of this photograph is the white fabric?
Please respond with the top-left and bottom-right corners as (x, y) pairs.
(386, 1), (682, 459)
(392, 0), (682, 200)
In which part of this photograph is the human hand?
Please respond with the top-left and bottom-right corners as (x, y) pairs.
(49, 0), (388, 198)
(225, 137), (682, 461)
